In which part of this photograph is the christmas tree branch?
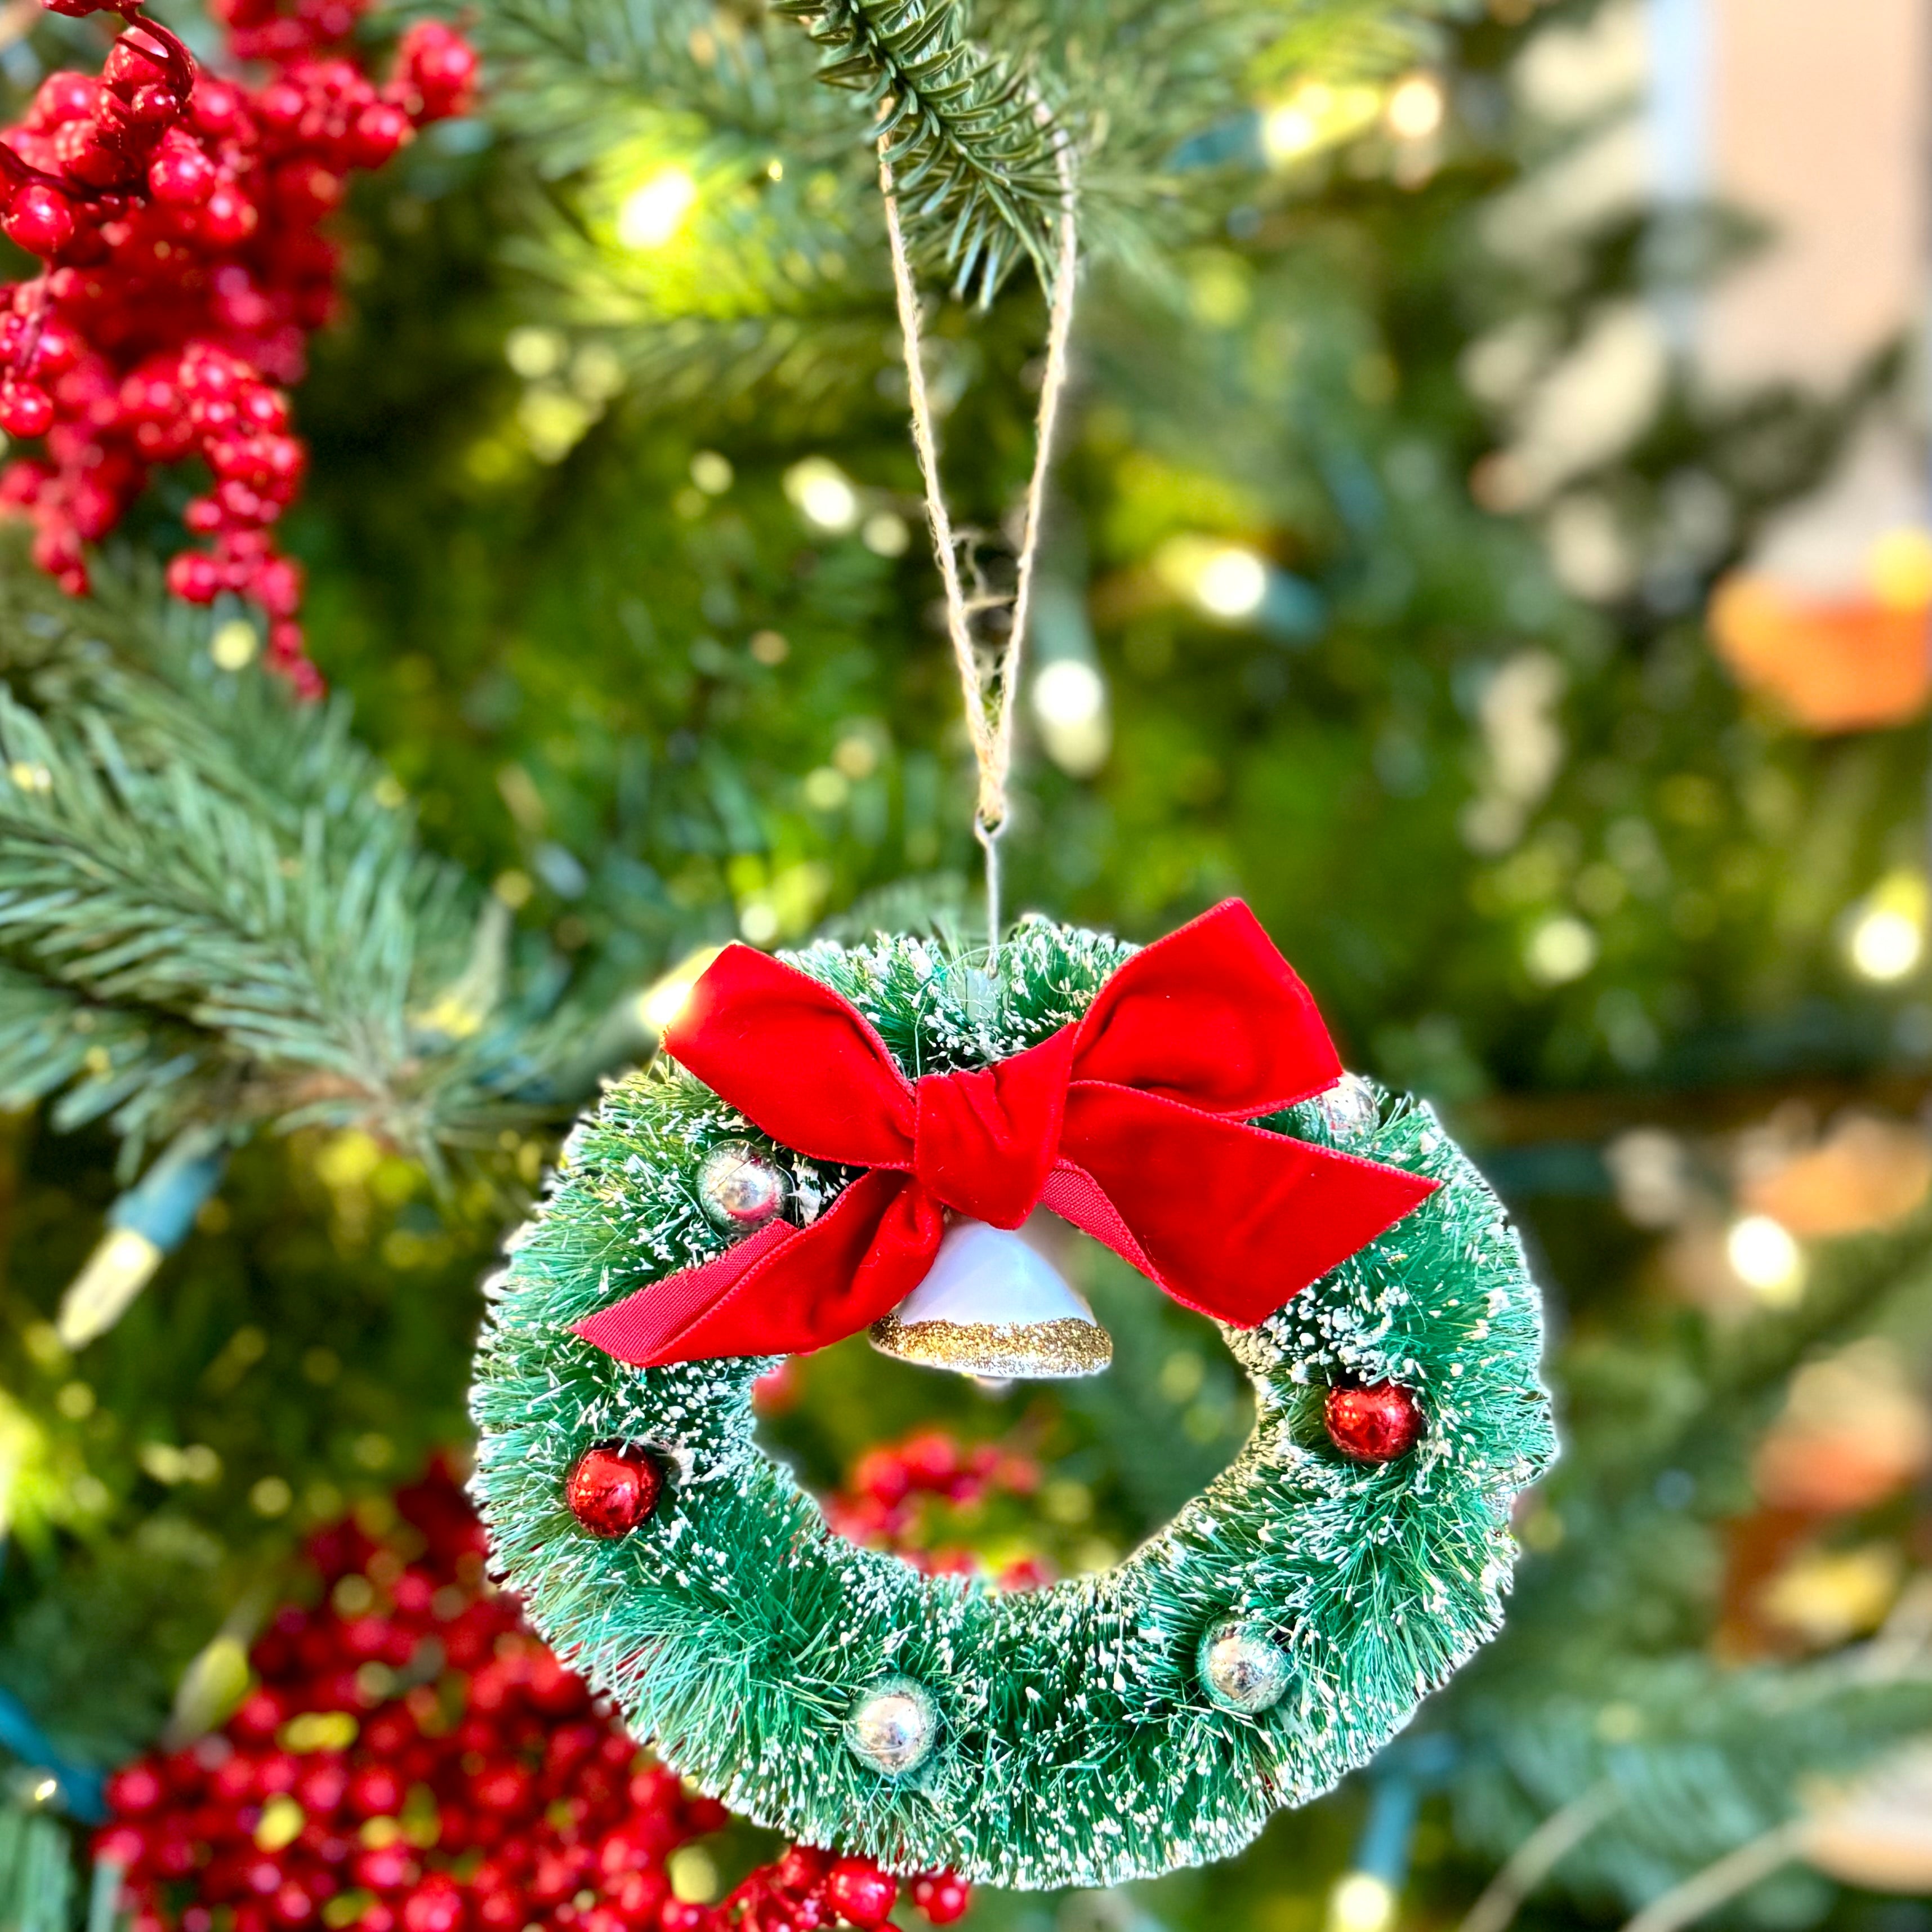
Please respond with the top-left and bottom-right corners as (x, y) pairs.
(774, 0), (1063, 297)
(0, 568), (601, 1170)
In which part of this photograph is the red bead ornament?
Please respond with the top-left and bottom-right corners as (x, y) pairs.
(823, 1859), (896, 1927)
(566, 1443), (666, 1538)
(0, 0), (476, 696)
(1324, 1382), (1425, 1463)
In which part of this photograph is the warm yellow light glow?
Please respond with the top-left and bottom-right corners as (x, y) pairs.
(1033, 659), (1106, 729)
(1846, 872), (1927, 982)
(783, 457), (861, 533)
(618, 168), (698, 249)
(1851, 908), (1924, 982)
(210, 619), (258, 670)
(637, 947), (724, 1034)
(1727, 1213), (1805, 1305)
(1032, 659), (1110, 775)
(1524, 915), (1597, 987)
(31, 1778), (56, 1804)
(1194, 546), (1270, 618)
(1262, 104), (1320, 161)
(1261, 82), (1382, 166)
(1387, 74), (1445, 141)
(1868, 527), (1932, 611)
(690, 450), (733, 495)
(1154, 536), (1274, 621)
(1327, 1872), (1398, 1932)
(862, 511), (909, 557)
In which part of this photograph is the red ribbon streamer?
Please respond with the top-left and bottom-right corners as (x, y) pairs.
(574, 900), (1438, 1367)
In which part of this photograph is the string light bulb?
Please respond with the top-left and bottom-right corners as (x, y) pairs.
(1327, 1872), (1398, 1932)
(1031, 659), (1110, 775)
(1845, 872), (1927, 983)
(637, 947), (724, 1034)
(1195, 546), (1269, 618)
(1386, 75), (1445, 141)
(617, 168), (697, 249)
(784, 457), (861, 533)
(1727, 1213), (1805, 1306)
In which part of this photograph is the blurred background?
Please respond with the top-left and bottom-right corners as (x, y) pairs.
(6, 1), (1932, 1931)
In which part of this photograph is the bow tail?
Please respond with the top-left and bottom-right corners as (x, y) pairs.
(1056, 1087), (1439, 1328)
(573, 1168), (944, 1367)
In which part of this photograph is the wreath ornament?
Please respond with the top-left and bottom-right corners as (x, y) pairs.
(471, 903), (1555, 1889)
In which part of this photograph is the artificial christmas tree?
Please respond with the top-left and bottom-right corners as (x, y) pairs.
(2, 1), (1930, 1930)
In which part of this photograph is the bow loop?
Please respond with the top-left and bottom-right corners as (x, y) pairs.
(912, 1029), (1076, 1228)
(665, 946), (915, 1170)
(1070, 900), (1342, 1116)
(578, 902), (1438, 1367)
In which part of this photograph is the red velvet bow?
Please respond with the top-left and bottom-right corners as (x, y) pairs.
(574, 900), (1437, 1367)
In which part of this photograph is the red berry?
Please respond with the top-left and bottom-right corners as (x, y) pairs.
(393, 23), (479, 119)
(474, 1894), (523, 1932)
(166, 550), (222, 603)
(851, 1449), (911, 1507)
(609, 1871), (668, 1922)
(401, 1877), (465, 1932)
(909, 1874), (969, 1925)
(124, 84), (184, 130)
(191, 81), (246, 137)
(351, 102), (410, 166)
(348, 1763), (407, 1820)
(565, 1445), (664, 1538)
(271, 1883), (315, 1928)
(657, 1907), (705, 1932)
(1323, 1382), (1425, 1463)
(682, 1795), (730, 1835)
(198, 182), (257, 245)
(149, 142), (217, 205)
(823, 1860), (896, 1928)
(3, 182), (76, 253)
(32, 73), (99, 127)
(898, 1431), (960, 1488)
(107, 1763), (167, 1815)
(31, 319), (78, 376)
(0, 381), (53, 436)
(773, 1848), (831, 1895)
(102, 38), (168, 97)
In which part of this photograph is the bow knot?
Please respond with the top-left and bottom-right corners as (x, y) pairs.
(575, 901), (1438, 1368)
(911, 1034), (1072, 1228)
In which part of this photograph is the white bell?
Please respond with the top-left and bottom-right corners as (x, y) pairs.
(868, 1219), (1113, 1380)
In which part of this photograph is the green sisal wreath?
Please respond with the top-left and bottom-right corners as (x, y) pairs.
(470, 907), (1555, 1890)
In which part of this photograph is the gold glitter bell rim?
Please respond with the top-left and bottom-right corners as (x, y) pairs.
(867, 1219), (1112, 1380)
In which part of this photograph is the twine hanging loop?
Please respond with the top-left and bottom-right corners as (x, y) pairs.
(878, 110), (1078, 956)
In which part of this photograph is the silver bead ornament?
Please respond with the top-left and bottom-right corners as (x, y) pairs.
(1314, 1073), (1380, 1143)
(697, 1140), (788, 1240)
(845, 1675), (938, 1777)
(1198, 1621), (1292, 1715)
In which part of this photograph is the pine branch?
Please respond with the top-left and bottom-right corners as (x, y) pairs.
(771, 0), (1064, 298)
(0, 603), (600, 1168)
(471, 0), (1468, 390)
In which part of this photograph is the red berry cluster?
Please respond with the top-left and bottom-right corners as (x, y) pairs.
(710, 1848), (967, 1930)
(0, 0), (476, 695)
(96, 1465), (973, 1932)
(827, 1429), (1048, 1591)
